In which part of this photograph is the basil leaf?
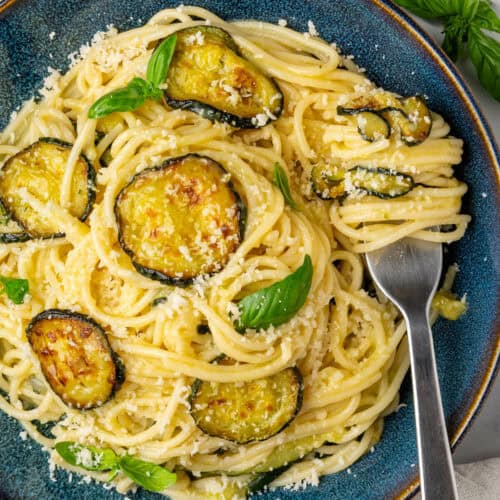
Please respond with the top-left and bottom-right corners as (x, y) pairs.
(468, 25), (500, 100)
(392, 0), (466, 19)
(473, 1), (500, 32)
(460, 0), (481, 19)
(118, 455), (176, 492)
(273, 163), (298, 210)
(146, 35), (177, 88)
(443, 16), (469, 61)
(88, 78), (152, 119)
(235, 255), (313, 331)
(0, 276), (29, 304)
(55, 442), (120, 472)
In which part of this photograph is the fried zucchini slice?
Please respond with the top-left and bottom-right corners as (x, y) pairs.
(164, 26), (283, 128)
(310, 163), (346, 200)
(336, 107), (390, 143)
(311, 164), (414, 200)
(347, 166), (414, 198)
(337, 93), (401, 115)
(94, 114), (123, 167)
(0, 199), (30, 243)
(246, 431), (338, 492)
(27, 309), (125, 409)
(355, 112), (390, 142)
(115, 154), (245, 286)
(390, 95), (432, 145)
(0, 138), (96, 240)
(94, 130), (113, 167)
(338, 93), (432, 145)
(189, 357), (303, 444)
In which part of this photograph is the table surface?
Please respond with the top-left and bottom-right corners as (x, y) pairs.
(406, 6), (500, 465)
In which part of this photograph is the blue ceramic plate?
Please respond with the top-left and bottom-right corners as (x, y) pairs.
(0, 1), (499, 499)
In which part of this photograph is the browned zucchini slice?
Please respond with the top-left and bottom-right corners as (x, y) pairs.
(355, 112), (390, 142)
(115, 154), (245, 286)
(246, 431), (338, 492)
(0, 199), (30, 243)
(95, 114), (123, 167)
(312, 165), (414, 200)
(0, 138), (96, 240)
(94, 130), (113, 168)
(393, 95), (432, 145)
(164, 27), (283, 128)
(338, 93), (432, 145)
(27, 309), (125, 409)
(189, 358), (303, 444)
(347, 166), (414, 198)
(337, 93), (401, 115)
(311, 162), (346, 200)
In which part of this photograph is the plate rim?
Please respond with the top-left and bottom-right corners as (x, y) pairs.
(373, 1), (500, 499)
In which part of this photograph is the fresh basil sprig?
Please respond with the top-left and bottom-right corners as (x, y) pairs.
(235, 255), (313, 331)
(88, 35), (177, 119)
(273, 163), (299, 210)
(393, 0), (500, 101)
(0, 275), (29, 304)
(55, 442), (176, 492)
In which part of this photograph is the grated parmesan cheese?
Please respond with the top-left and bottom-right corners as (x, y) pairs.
(251, 114), (269, 127)
(185, 31), (205, 46)
(39, 67), (62, 98)
(307, 20), (319, 37)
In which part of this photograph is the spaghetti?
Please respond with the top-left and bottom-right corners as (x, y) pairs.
(0, 6), (469, 498)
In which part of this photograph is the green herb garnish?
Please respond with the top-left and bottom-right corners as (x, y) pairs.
(235, 255), (313, 331)
(119, 455), (176, 492)
(273, 163), (299, 210)
(393, 0), (500, 101)
(55, 442), (176, 493)
(0, 275), (29, 304)
(88, 35), (177, 118)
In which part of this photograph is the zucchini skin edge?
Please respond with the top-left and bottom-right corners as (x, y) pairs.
(311, 166), (415, 201)
(188, 365), (304, 445)
(347, 166), (415, 200)
(114, 153), (247, 287)
(337, 95), (432, 147)
(164, 95), (284, 130)
(26, 308), (125, 410)
(0, 138), (97, 243)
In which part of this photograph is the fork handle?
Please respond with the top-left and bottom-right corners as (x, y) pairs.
(405, 309), (458, 500)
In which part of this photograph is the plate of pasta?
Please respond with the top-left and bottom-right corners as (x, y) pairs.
(0, 0), (498, 499)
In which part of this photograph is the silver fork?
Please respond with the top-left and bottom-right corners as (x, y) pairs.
(365, 238), (458, 500)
